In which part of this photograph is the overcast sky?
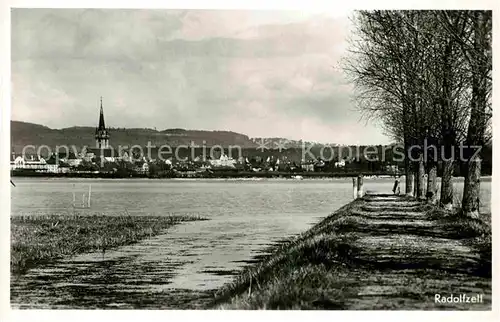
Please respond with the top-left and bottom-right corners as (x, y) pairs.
(12, 9), (390, 145)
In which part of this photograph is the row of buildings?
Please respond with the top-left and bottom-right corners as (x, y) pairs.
(11, 98), (356, 175)
(10, 150), (344, 174)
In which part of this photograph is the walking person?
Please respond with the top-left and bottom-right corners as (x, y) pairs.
(392, 176), (401, 195)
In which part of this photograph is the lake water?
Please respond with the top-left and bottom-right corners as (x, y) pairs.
(11, 177), (492, 218)
(10, 177), (491, 308)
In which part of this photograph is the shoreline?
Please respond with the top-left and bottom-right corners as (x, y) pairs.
(10, 173), (492, 181)
(11, 171), (390, 179)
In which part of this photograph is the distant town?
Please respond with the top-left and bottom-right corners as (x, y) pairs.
(10, 99), (493, 179)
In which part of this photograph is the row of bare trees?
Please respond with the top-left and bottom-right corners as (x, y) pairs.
(343, 10), (492, 218)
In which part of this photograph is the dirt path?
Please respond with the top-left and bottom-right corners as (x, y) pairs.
(325, 194), (491, 310)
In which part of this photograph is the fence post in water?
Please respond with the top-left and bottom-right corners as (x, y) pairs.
(357, 174), (364, 198)
(352, 177), (357, 199)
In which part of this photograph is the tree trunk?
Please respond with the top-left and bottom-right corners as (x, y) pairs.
(440, 160), (454, 210)
(426, 163), (438, 204)
(438, 23), (456, 212)
(413, 169), (418, 197)
(405, 172), (413, 196)
(461, 156), (481, 218)
(416, 159), (425, 199)
(404, 145), (413, 196)
(461, 11), (489, 219)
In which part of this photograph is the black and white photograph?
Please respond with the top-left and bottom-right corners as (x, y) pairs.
(0, 0), (496, 318)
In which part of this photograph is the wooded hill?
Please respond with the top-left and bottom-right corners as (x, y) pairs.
(10, 121), (258, 153)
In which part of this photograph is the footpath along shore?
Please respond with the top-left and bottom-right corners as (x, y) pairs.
(210, 194), (492, 310)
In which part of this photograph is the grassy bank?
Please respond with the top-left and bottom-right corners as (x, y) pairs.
(11, 214), (206, 275)
(211, 195), (491, 309)
(11, 170), (391, 179)
(210, 201), (363, 309)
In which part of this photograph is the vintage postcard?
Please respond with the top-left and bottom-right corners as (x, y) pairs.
(0, 1), (497, 321)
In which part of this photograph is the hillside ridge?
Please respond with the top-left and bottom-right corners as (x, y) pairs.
(10, 120), (260, 152)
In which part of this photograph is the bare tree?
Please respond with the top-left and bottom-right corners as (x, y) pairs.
(344, 10), (486, 209)
(439, 11), (492, 217)
(344, 11), (443, 199)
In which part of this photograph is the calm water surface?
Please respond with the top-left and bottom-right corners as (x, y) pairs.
(10, 177), (491, 308)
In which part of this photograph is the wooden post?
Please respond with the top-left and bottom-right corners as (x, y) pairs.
(88, 185), (91, 208)
(352, 177), (357, 199)
(357, 174), (364, 198)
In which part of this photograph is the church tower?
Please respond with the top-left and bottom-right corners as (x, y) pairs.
(95, 97), (110, 148)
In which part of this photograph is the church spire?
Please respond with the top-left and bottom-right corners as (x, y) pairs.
(98, 96), (106, 130)
(95, 96), (109, 148)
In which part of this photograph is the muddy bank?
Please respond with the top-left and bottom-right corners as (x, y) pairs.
(10, 217), (292, 309)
